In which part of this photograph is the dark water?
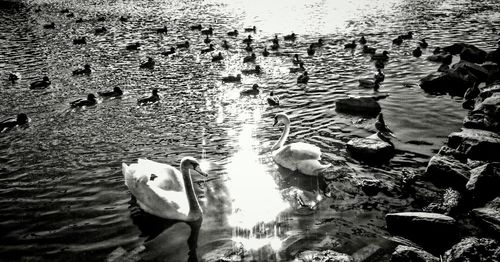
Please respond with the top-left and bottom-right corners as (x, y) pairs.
(1, 0), (499, 261)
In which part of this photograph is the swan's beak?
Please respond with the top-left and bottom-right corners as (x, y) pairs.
(194, 166), (208, 177)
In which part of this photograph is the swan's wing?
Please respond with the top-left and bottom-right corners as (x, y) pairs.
(286, 142), (322, 160)
(135, 159), (184, 191)
(135, 181), (190, 220)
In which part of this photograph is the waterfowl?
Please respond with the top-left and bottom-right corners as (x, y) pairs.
(241, 65), (262, 75)
(201, 44), (214, 54)
(222, 74), (241, 83)
(177, 41), (190, 49)
(73, 37), (86, 45)
(8, 73), (19, 83)
(412, 47), (422, 57)
(122, 157), (207, 260)
(60, 8), (69, 14)
(392, 36), (403, 45)
(307, 44), (315, 56)
(162, 47), (175, 56)
(267, 91), (279, 106)
(211, 52), (223, 62)
(371, 51), (389, 61)
(311, 38), (324, 48)
(242, 35), (253, 44)
(30, 76), (51, 89)
(244, 42), (253, 52)
(344, 40), (356, 49)
(70, 93), (97, 108)
(201, 26), (213, 35)
(358, 78), (381, 91)
(437, 63), (450, 73)
(271, 42), (280, 50)
(240, 84), (260, 96)
(284, 32), (297, 41)
(292, 54), (303, 65)
(401, 31), (413, 40)
(374, 69), (385, 83)
(119, 16), (128, 22)
(262, 47), (269, 57)
(375, 60), (385, 69)
(362, 45), (376, 54)
(97, 16), (106, 22)
(375, 113), (395, 138)
(297, 71), (309, 84)
(289, 62), (305, 73)
(243, 53), (256, 63)
(222, 40), (230, 50)
(75, 18), (84, 23)
(98, 86), (123, 98)
(190, 24), (202, 30)
(204, 35), (211, 44)
(227, 30), (238, 36)
(137, 89), (160, 105)
(43, 22), (54, 29)
(433, 47), (443, 55)
(272, 113), (331, 176)
(157, 26), (168, 34)
(126, 42), (141, 50)
(359, 35), (367, 45)
(419, 39), (428, 48)
(139, 57), (155, 69)
(272, 35), (279, 45)
(72, 64), (91, 75)
(0, 113), (30, 133)
(244, 26), (256, 32)
(94, 27), (107, 35)
(66, 12), (74, 18)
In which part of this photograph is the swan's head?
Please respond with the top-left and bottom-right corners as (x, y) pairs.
(273, 113), (290, 127)
(181, 157), (208, 177)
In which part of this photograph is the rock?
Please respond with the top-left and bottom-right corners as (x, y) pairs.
(391, 245), (439, 262)
(437, 146), (467, 162)
(459, 47), (487, 64)
(281, 186), (321, 211)
(419, 71), (472, 96)
(359, 178), (386, 196)
(202, 241), (246, 262)
(346, 133), (394, 163)
(472, 197), (500, 235)
(294, 250), (353, 262)
(424, 188), (461, 215)
(463, 112), (499, 132)
(385, 212), (458, 253)
(424, 154), (470, 190)
(447, 128), (500, 162)
(486, 49), (500, 64)
(427, 53), (453, 63)
(443, 237), (500, 262)
(335, 97), (381, 117)
(451, 60), (489, 83)
(466, 163), (500, 204)
(352, 243), (384, 262)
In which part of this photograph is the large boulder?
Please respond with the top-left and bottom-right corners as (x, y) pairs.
(443, 237), (500, 262)
(485, 48), (500, 64)
(472, 197), (500, 236)
(419, 71), (472, 96)
(424, 154), (470, 190)
(346, 133), (394, 163)
(466, 163), (500, 205)
(459, 47), (487, 64)
(335, 97), (381, 117)
(391, 245), (439, 262)
(294, 250), (353, 262)
(385, 212), (458, 253)
(447, 128), (500, 162)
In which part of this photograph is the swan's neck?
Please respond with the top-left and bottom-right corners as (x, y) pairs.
(181, 165), (202, 216)
(272, 122), (290, 151)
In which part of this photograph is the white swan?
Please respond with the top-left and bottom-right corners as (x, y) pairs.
(271, 113), (331, 176)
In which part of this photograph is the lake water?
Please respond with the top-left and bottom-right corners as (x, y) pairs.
(1, 0), (499, 261)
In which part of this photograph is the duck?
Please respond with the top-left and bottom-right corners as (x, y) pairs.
(201, 44), (214, 54)
(126, 42), (141, 50)
(244, 26), (256, 32)
(211, 52), (223, 62)
(311, 38), (324, 48)
(297, 71), (309, 84)
(307, 44), (315, 56)
(73, 37), (86, 45)
(221, 40), (230, 50)
(271, 42), (280, 50)
(240, 84), (260, 96)
(222, 74), (241, 83)
(241, 65), (262, 75)
(8, 72), (19, 83)
(433, 47), (444, 55)
(75, 18), (84, 23)
(267, 91), (279, 106)
(201, 26), (213, 35)
(271, 113), (331, 176)
(177, 41), (190, 49)
(371, 51), (389, 61)
(137, 89), (160, 105)
(375, 60), (385, 69)
(162, 47), (175, 56)
(362, 45), (376, 54)
(289, 62), (305, 73)
(0, 113), (30, 133)
(72, 64), (91, 75)
(203, 35), (212, 44)
(94, 26), (107, 34)
(70, 93), (97, 108)
(359, 35), (367, 45)
(139, 57), (155, 69)
(374, 69), (385, 83)
(375, 113), (395, 139)
(242, 35), (253, 44)
(243, 53), (256, 63)
(227, 29), (238, 36)
(392, 36), (403, 45)
(419, 39), (428, 48)
(262, 47), (270, 57)
(412, 46), (422, 57)
(98, 86), (123, 98)
(283, 32), (296, 41)
(29, 76), (51, 89)
(344, 40), (356, 49)
(400, 31), (413, 40)
(244, 42), (253, 52)
(119, 16), (128, 22)
(97, 16), (106, 22)
(156, 26), (168, 34)
(122, 157), (207, 261)
(66, 12), (74, 17)
(43, 22), (55, 29)
(190, 24), (202, 30)
(292, 54), (303, 65)
(358, 78), (381, 91)
(272, 35), (279, 45)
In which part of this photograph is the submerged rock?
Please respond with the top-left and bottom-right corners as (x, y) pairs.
(447, 128), (500, 162)
(391, 245), (439, 262)
(466, 163), (500, 205)
(472, 197), (500, 235)
(424, 154), (470, 190)
(335, 97), (381, 117)
(346, 133), (394, 163)
(443, 237), (500, 262)
(294, 250), (353, 262)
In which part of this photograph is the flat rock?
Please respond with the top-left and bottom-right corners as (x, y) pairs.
(335, 97), (381, 117)
(447, 128), (500, 162)
(424, 154), (470, 190)
(466, 163), (500, 204)
(346, 133), (394, 162)
(472, 197), (500, 236)
(444, 237), (500, 262)
(294, 250), (353, 262)
(391, 245), (439, 262)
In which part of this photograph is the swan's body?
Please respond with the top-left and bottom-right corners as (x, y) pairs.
(271, 113), (330, 176)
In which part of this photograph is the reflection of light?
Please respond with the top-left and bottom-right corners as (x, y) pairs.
(232, 236), (283, 251)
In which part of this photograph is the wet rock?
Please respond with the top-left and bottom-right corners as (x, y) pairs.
(437, 146), (467, 162)
(359, 178), (386, 196)
(419, 71), (471, 96)
(472, 197), (500, 235)
(346, 133), (394, 163)
(424, 188), (461, 216)
(451, 60), (489, 83)
(447, 128), (500, 162)
(459, 47), (487, 64)
(385, 212), (458, 253)
(485, 48), (500, 64)
(294, 250), (353, 262)
(463, 112), (499, 132)
(427, 53), (453, 63)
(424, 154), (470, 190)
(335, 97), (381, 117)
(202, 241), (246, 262)
(281, 186), (322, 211)
(466, 163), (500, 204)
(352, 243), (384, 262)
(106, 246), (144, 262)
(443, 237), (500, 262)
(391, 245), (439, 262)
